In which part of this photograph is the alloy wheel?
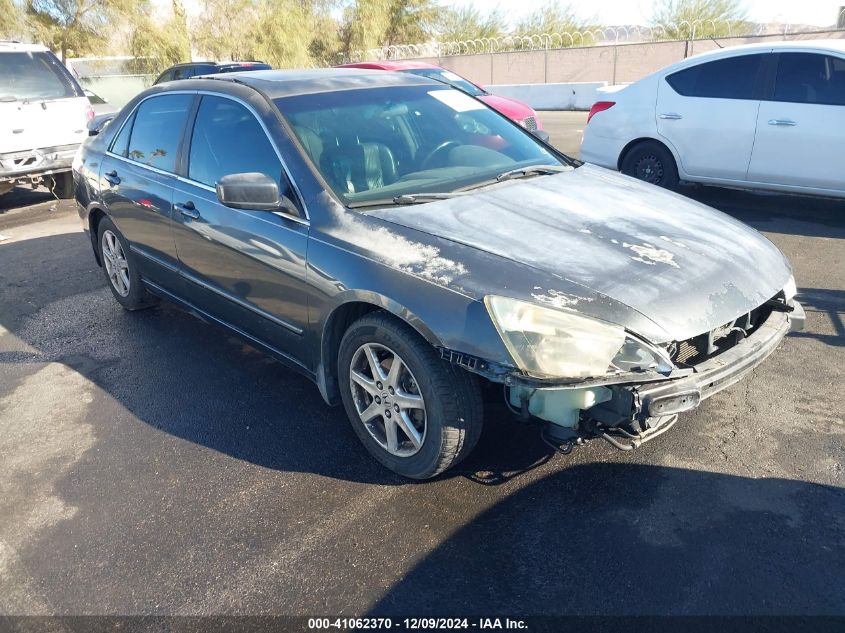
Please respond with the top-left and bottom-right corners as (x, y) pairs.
(349, 343), (427, 457)
(101, 230), (130, 297)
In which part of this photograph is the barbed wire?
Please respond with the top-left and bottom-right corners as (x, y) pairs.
(347, 11), (845, 63)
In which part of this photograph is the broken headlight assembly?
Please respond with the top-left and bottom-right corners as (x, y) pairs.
(485, 295), (673, 380)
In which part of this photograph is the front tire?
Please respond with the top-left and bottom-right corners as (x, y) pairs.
(621, 141), (679, 189)
(338, 312), (483, 479)
(97, 216), (157, 310)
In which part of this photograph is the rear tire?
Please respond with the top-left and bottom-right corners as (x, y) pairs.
(97, 216), (157, 311)
(47, 172), (74, 199)
(621, 141), (679, 189)
(338, 312), (483, 479)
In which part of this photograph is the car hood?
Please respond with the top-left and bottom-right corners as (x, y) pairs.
(478, 93), (536, 124)
(368, 164), (792, 343)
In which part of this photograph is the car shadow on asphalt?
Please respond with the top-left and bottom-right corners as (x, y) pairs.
(792, 288), (845, 348)
(366, 462), (845, 616)
(682, 185), (845, 239)
(0, 231), (559, 487)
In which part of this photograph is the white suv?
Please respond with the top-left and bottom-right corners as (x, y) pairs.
(0, 42), (93, 198)
(581, 40), (845, 199)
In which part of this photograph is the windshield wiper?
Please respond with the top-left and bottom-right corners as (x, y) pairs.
(495, 164), (571, 182)
(348, 192), (464, 209)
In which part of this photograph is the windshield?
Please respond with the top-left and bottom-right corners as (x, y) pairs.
(276, 85), (562, 205)
(401, 68), (485, 96)
(0, 52), (82, 101)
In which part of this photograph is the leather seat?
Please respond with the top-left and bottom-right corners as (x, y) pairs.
(320, 135), (397, 194)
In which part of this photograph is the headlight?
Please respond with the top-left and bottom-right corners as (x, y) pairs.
(485, 295), (673, 379)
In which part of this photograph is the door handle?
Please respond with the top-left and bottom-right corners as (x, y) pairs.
(768, 119), (797, 126)
(104, 169), (120, 186)
(174, 201), (199, 219)
(658, 113), (683, 120)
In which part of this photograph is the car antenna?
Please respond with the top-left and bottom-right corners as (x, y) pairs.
(710, 37), (724, 49)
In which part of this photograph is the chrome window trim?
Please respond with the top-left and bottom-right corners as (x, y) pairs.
(104, 88), (310, 223)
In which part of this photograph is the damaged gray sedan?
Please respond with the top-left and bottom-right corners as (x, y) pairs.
(74, 69), (804, 479)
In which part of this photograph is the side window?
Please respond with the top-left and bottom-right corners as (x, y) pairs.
(667, 54), (763, 100)
(157, 70), (174, 84)
(125, 94), (193, 172)
(773, 53), (845, 106)
(110, 112), (135, 157)
(188, 95), (287, 194)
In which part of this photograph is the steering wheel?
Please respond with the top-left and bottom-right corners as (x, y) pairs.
(421, 140), (461, 170)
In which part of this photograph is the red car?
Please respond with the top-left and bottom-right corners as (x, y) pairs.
(337, 61), (548, 142)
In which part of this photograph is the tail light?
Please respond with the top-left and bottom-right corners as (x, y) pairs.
(587, 101), (615, 124)
(85, 104), (95, 121)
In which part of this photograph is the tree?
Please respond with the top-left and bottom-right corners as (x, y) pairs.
(26, 0), (131, 61)
(340, 0), (437, 59)
(514, 2), (587, 37)
(128, 0), (191, 76)
(383, 0), (438, 45)
(0, 0), (27, 39)
(193, 0), (342, 68)
(650, 0), (749, 39)
(192, 0), (263, 63)
(435, 4), (507, 42)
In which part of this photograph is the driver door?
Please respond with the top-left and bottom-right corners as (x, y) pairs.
(171, 94), (312, 366)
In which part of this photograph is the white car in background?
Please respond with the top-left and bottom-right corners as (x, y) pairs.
(0, 42), (93, 198)
(581, 40), (845, 199)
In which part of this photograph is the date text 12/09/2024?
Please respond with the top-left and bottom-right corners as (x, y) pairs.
(308, 618), (528, 630)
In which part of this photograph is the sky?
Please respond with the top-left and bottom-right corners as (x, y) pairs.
(169, 0), (844, 29)
(453, 0), (843, 27)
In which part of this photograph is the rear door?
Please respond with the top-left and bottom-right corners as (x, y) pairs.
(99, 93), (195, 288)
(171, 93), (312, 365)
(656, 53), (766, 181)
(747, 51), (845, 193)
(0, 51), (90, 153)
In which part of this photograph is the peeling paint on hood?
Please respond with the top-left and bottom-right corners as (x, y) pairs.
(368, 164), (793, 342)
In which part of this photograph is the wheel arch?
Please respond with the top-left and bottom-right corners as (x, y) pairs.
(317, 293), (444, 406)
(87, 206), (108, 266)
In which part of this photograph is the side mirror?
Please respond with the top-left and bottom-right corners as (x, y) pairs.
(88, 113), (115, 136)
(216, 172), (284, 211)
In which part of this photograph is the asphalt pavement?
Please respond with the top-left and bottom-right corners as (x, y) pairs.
(0, 113), (843, 619)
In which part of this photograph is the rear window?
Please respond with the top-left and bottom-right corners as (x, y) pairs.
(0, 51), (82, 101)
(666, 54), (764, 100)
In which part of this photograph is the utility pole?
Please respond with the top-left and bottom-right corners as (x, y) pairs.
(838, 6), (845, 29)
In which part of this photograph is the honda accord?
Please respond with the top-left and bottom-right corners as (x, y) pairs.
(74, 69), (804, 479)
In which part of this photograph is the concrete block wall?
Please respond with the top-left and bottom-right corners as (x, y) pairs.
(486, 82), (608, 110)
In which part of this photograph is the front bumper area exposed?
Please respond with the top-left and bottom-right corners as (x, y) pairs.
(497, 300), (803, 452)
(0, 144), (79, 183)
(634, 302), (803, 420)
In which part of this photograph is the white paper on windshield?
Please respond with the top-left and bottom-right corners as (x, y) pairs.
(429, 90), (485, 112)
(440, 71), (463, 81)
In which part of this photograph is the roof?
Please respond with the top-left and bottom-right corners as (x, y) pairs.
(0, 42), (50, 53)
(170, 60), (268, 68)
(337, 60), (440, 71)
(681, 38), (845, 63)
(650, 38), (845, 77)
(206, 68), (439, 99)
